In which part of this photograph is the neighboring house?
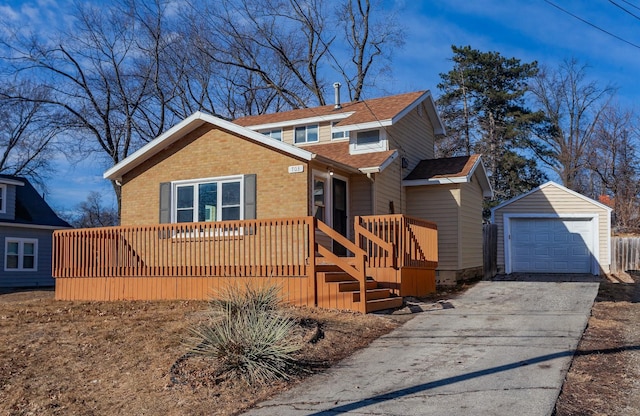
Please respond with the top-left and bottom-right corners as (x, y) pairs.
(0, 175), (71, 287)
(103, 89), (492, 286)
(491, 181), (612, 275)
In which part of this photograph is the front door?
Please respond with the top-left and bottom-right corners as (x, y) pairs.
(312, 171), (349, 255)
(332, 177), (348, 255)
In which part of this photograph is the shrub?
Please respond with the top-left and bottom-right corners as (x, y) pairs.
(208, 282), (282, 317)
(188, 283), (302, 385)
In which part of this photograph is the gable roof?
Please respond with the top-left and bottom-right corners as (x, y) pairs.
(304, 141), (397, 173)
(0, 174), (71, 229)
(490, 181), (613, 216)
(104, 112), (315, 181)
(402, 155), (493, 197)
(233, 91), (446, 135)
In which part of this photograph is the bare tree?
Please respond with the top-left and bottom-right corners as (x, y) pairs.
(184, 0), (404, 112)
(1, 0), (180, 215)
(586, 105), (640, 232)
(70, 191), (119, 228)
(530, 59), (614, 193)
(336, 0), (405, 101)
(0, 81), (62, 187)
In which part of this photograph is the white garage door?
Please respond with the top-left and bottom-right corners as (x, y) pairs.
(510, 218), (593, 273)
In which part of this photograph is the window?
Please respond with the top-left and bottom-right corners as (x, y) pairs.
(0, 184), (5, 213)
(173, 177), (242, 223)
(5, 238), (37, 271)
(331, 122), (350, 140)
(313, 178), (326, 221)
(356, 129), (380, 146)
(262, 129), (282, 141)
(294, 124), (319, 144)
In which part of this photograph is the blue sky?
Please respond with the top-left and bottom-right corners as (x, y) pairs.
(2, 0), (639, 215)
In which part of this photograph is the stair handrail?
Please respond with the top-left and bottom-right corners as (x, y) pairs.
(315, 219), (368, 313)
(354, 216), (396, 269)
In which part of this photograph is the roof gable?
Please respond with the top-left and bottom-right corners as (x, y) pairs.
(0, 175), (71, 228)
(402, 155), (493, 197)
(233, 91), (445, 135)
(490, 181), (613, 218)
(104, 112), (315, 181)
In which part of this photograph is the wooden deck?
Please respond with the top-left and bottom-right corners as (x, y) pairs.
(53, 215), (438, 313)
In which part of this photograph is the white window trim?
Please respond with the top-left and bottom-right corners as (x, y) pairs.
(4, 237), (38, 272)
(171, 175), (244, 223)
(261, 128), (283, 141)
(350, 129), (387, 154)
(310, 170), (350, 239)
(294, 124), (319, 144)
(0, 184), (6, 214)
(331, 122), (350, 141)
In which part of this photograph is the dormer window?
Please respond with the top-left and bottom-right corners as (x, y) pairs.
(331, 122), (350, 140)
(356, 129), (380, 146)
(294, 125), (319, 144)
(350, 128), (387, 154)
(262, 129), (282, 141)
(0, 184), (5, 213)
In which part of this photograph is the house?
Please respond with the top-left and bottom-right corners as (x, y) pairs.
(491, 181), (611, 275)
(102, 89), (491, 286)
(52, 89), (492, 312)
(0, 174), (71, 287)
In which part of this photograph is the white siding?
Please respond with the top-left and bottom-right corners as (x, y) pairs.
(493, 183), (610, 273)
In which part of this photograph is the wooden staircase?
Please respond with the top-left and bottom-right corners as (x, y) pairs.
(316, 263), (403, 313)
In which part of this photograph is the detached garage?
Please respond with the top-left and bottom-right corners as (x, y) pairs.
(491, 181), (611, 275)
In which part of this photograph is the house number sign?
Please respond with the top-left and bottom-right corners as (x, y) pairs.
(288, 165), (304, 174)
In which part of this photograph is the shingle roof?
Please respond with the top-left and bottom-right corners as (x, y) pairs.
(0, 174), (71, 228)
(302, 141), (396, 171)
(404, 155), (481, 181)
(233, 91), (427, 128)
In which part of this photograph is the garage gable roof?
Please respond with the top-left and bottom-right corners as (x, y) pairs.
(490, 181), (612, 221)
(104, 112), (315, 181)
(402, 155), (493, 197)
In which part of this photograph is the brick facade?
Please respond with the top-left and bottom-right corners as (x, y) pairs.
(121, 125), (309, 225)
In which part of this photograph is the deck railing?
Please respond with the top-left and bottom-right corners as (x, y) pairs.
(355, 214), (438, 269)
(53, 214), (437, 306)
(53, 218), (313, 278)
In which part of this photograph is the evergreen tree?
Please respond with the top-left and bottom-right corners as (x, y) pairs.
(437, 45), (547, 206)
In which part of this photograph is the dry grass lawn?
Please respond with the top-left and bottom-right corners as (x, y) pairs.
(0, 290), (398, 415)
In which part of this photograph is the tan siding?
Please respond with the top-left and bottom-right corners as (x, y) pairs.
(459, 178), (484, 269)
(373, 158), (403, 215)
(387, 102), (435, 172)
(406, 184), (461, 270)
(494, 184), (611, 272)
(350, 174), (373, 218)
(121, 125), (309, 225)
(280, 121), (333, 145)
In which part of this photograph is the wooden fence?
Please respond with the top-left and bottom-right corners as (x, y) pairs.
(610, 237), (640, 274)
(483, 224), (498, 279)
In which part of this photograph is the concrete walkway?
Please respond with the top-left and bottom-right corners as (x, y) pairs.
(244, 280), (600, 416)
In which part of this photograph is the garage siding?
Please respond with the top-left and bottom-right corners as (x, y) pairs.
(493, 182), (611, 274)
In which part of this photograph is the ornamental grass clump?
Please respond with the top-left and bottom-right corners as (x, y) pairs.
(188, 283), (303, 385)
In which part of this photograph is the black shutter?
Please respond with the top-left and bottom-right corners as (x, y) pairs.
(159, 182), (171, 223)
(244, 174), (256, 220)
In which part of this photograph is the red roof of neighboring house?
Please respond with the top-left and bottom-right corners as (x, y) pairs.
(233, 91), (428, 128)
(302, 141), (396, 171)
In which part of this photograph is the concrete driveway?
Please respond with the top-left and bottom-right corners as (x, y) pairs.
(244, 279), (600, 416)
